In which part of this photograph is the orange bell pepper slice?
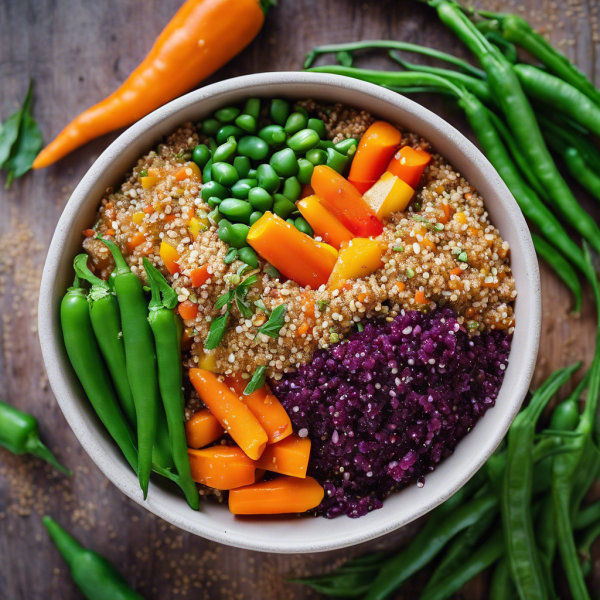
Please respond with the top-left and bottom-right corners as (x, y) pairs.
(226, 374), (292, 445)
(247, 212), (337, 290)
(255, 435), (311, 478)
(189, 369), (268, 460)
(160, 241), (181, 275)
(174, 161), (202, 182)
(348, 121), (402, 193)
(190, 264), (211, 287)
(387, 146), (432, 189)
(229, 476), (325, 515)
(311, 166), (383, 238)
(178, 300), (198, 320)
(188, 446), (256, 490)
(297, 195), (355, 250)
(185, 409), (225, 448)
(126, 232), (147, 254)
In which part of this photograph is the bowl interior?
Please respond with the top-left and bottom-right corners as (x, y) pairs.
(39, 72), (540, 553)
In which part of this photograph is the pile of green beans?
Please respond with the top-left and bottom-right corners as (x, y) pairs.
(61, 249), (199, 509)
(193, 97), (357, 266)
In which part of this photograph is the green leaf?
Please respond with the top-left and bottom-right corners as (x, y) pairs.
(0, 112), (23, 169)
(244, 366), (267, 395)
(215, 289), (235, 311)
(236, 295), (254, 319)
(254, 299), (269, 314)
(143, 257), (178, 310)
(237, 274), (258, 297)
(205, 309), (230, 350)
(256, 303), (287, 338)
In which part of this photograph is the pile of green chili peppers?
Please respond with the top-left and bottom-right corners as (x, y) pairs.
(61, 242), (199, 509)
(294, 2), (600, 598)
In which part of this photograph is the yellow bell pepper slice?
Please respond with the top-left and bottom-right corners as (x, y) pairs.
(363, 171), (414, 219)
(328, 238), (386, 290)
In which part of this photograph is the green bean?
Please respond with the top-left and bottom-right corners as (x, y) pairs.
(233, 155), (251, 179)
(192, 144), (211, 170)
(249, 211), (263, 226)
(326, 148), (349, 174)
(287, 128), (320, 153)
(273, 194), (297, 219)
(490, 558), (517, 600)
(218, 199), (253, 224)
(284, 111), (308, 135)
(294, 217), (313, 236)
(575, 499), (600, 531)
(270, 99), (290, 126)
(211, 162), (239, 187)
(532, 233), (582, 313)
(282, 176), (301, 201)
(307, 118), (327, 139)
(243, 98), (260, 120)
(235, 114), (257, 133)
(214, 106), (240, 123)
(563, 148), (600, 203)
(216, 125), (244, 145)
(212, 136), (237, 163)
(306, 148), (328, 166)
(256, 163), (281, 194)
(535, 495), (558, 599)
(258, 124), (287, 146)
(248, 187), (274, 212)
(297, 158), (314, 185)
(201, 118), (220, 136)
(231, 178), (258, 200)
(237, 135), (269, 160)
(201, 180), (229, 203)
(270, 148), (299, 177)
(334, 138), (358, 157)
(238, 246), (258, 268)
(485, 30), (518, 64)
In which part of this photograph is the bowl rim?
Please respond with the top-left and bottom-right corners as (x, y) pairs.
(39, 71), (540, 553)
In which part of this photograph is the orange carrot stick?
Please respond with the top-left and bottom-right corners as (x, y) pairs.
(190, 264), (211, 287)
(189, 369), (268, 460)
(229, 476), (324, 514)
(254, 435), (311, 478)
(297, 195), (355, 250)
(185, 409), (225, 448)
(226, 374), (292, 444)
(311, 166), (383, 238)
(160, 242), (181, 275)
(247, 212), (337, 289)
(33, 0), (269, 169)
(178, 300), (199, 321)
(188, 446), (256, 490)
(387, 146), (432, 189)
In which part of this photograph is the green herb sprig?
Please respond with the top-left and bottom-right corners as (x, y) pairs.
(256, 303), (287, 338)
(243, 366), (267, 395)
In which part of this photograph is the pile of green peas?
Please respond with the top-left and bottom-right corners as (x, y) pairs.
(192, 98), (359, 268)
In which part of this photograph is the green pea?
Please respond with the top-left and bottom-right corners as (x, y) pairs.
(283, 176), (301, 202)
(318, 140), (335, 150)
(207, 197), (223, 208)
(247, 168), (257, 179)
(249, 211), (263, 226)
(294, 217), (314, 237)
(215, 106), (240, 123)
(235, 114), (257, 133)
(273, 194), (297, 219)
(211, 163), (239, 187)
(202, 158), (212, 183)
(192, 144), (211, 169)
(219, 199), (253, 223)
(243, 98), (261, 120)
(270, 148), (299, 177)
(228, 223), (251, 249)
(201, 118), (220, 136)
(326, 148), (349, 174)
(237, 136), (270, 161)
(287, 129), (320, 153)
(297, 158), (314, 185)
(216, 125), (244, 145)
(207, 137), (218, 153)
(284, 112), (308, 135)
(307, 118), (327, 139)
(248, 187), (274, 211)
(293, 105), (309, 119)
(231, 179), (258, 200)
(270, 99), (290, 126)
(256, 164), (281, 194)
(306, 148), (328, 166)
(237, 246), (258, 268)
(218, 223), (230, 243)
(213, 136), (237, 163)
(201, 180), (229, 202)
(334, 138), (358, 157)
(233, 156), (251, 179)
(258, 124), (287, 147)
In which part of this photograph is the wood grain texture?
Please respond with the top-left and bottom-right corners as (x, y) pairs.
(0, 0), (599, 598)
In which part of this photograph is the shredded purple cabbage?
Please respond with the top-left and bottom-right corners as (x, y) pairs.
(271, 308), (511, 518)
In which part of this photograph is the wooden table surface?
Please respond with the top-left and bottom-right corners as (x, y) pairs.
(1, 0), (599, 598)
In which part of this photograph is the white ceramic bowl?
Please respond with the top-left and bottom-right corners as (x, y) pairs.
(39, 72), (540, 553)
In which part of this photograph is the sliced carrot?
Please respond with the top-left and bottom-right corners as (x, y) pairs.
(415, 290), (428, 304)
(296, 195), (355, 250)
(450, 267), (463, 276)
(328, 238), (386, 290)
(440, 203), (451, 224)
(160, 241), (181, 275)
(190, 264), (211, 287)
(174, 162), (202, 182)
(396, 281), (406, 291)
(163, 214), (177, 222)
(247, 212), (337, 289)
(226, 374), (293, 445)
(185, 410), (225, 449)
(143, 205), (155, 215)
(311, 166), (383, 238)
(179, 300), (198, 320)
(189, 369), (268, 460)
(255, 435), (311, 478)
(229, 476), (324, 515)
(126, 232), (146, 254)
(82, 229), (95, 237)
(387, 146), (432, 189)
(188, 446), (255, 490)
(349, 121), (402, 187)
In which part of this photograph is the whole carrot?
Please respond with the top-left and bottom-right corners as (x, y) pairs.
(33, 0), (272, 169)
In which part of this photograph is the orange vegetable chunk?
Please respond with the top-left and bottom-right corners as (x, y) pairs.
(188, 446), (255, 490)
(189, 369), (268, 460)
(174, 162), (202, 182)
(229, 476), (325, 515)
(160, 241), (181, 275)
(126, 232), (146, 254)
(387, 146), (432, 189)
(247, 212), (337, 289)
(297, 195), (355, 250)
(363, 171), (415, 219)
(255, 435), (311, 478)
(190, 264), (211, 287)
(178, 300), (198, 321)
(185, 409), (225, 448)
(328, 238), (386, 290)
(226, 374), (292, 445)
(349, 121), (402, 189)
(311, 166), (383, 238)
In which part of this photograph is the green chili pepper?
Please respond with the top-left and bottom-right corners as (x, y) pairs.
(270, 148), (299, 177)
(212, 136), (237, 163)
(554, 144), (600, 204)
(297, 158), (314, 185)
(287, 128), (320, 153)
(326, 147), (348, 174)
(201, 118), (220, 136)
(256, 163), (281, 194)
(43, 516), (144, 600)
(231, 178), (258, 200)
(270, 99), (290, 126)
(218, 199), (253, 224)
(284, 111), (308, 135)
(61, 275), (138, 473)
(485, 30), (518, 63)
(73, 255), (136, 424)
(0, 400), (71, 475)
(238, 246), (259, 268)
(100, 239), (159, 496)
(192, 144), (211, 169)
(306, 148), (328, 166)
(282, 176), (301, 201)
(273, 194), (297, 219)
(258, 124), (287, 146)
(489, 558), (517, 600)
(143, 259), (199, 510)
(214, 106), (240, 123)
(535, 494), (558, 599)
(234, 113), (257, 133)
(215, 124), (244, 145)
